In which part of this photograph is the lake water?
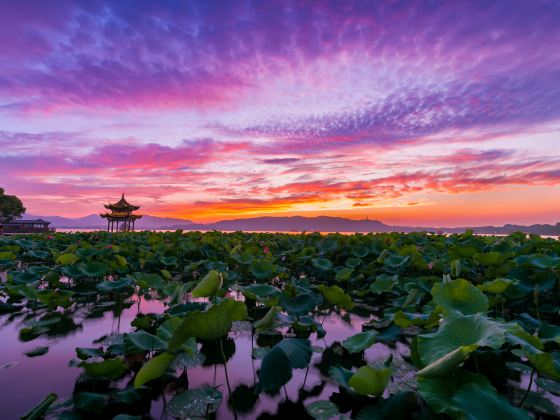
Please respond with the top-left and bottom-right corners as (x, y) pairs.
(0, 287), (415, 419)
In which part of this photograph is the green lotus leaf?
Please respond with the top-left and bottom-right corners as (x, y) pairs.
(452, 383), (531, 419)
(383, 254), (410, 267)
(432, 278), (488, 315)
(76, 347), (104, 360)
(26, 250), (51, 260)
(0, 251), (16, 261)
(156, 317), (182, 341)
(127, 330), (167, 351)
(24, 346), (49, 357)
(191, 270), (223, 298)
(134, 272), (166, 289)
(473, 252), (507, 266)
(370, 274), (398, 295)
(134, 352), (176, 388)
(345, 257), (362, 268)
(311, 258), (333, 271)
(342, 330), (378, 353)
(525, 349), (560, 380)
(393, 310), (440, 328)
(280, 291), (322, 316)
(528, 254), (560, 269)
(417, 314), (507, 375)
(477, 278), (517, 294)
(74, 392), (108, 415)
(539, 322), (560, 344)
(305, 400), (340, 419)
(239, 284), (282, 302)
(418, 370), (529, 419)
(352, 244), (370, 258)
(166, 387), (222, 418)
(335, 266), (354, 282)
(21, 393), (57, 420)
(249, 259), (275, 280)
(80, 261), (108, 277)
(348, 366), (392, 396)
(97, 277), (134, 292)
(55, 252), (78, 265)
(83, 358), (127, 380)
(254, 305), (278, 332)
(329, 365), (355, 391)
(168, 298), (247, 346)
(258, 338), (312, 393)
(317, 284), (353, 310)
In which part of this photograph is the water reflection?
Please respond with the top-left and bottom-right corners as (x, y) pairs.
(1, 284), (393, 419)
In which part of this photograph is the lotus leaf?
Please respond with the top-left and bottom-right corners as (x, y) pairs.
(342, 330), (378, 353)
(317, 284), (353, 310)
(168, 298), (247, 346)
(348, 365), (392, 396)
(432, 278), (488, 315)
(191, 269), (223, 297)
(258, 338), (312, 393)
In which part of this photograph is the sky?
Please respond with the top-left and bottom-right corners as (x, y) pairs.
(1, 0), (560, 227)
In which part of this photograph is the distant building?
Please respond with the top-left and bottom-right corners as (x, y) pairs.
(100, 194), (142, 232)
(0, 219), (54, 234)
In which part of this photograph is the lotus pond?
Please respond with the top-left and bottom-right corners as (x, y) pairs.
(1, 230), (560, 419)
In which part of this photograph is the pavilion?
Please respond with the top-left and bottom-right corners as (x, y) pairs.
(100, 194), (142, 232)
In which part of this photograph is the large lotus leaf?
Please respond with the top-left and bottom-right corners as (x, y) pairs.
(525, 349), (560, 380)
(21, 393), (58, 420)
(452, 383), (531, 419)
(473, 252), (508, 266)
(370, 274), (398, 294)
(352, 244), (370, 258)
(317, 285), (353, 310)
(191, 270), (222, 298)
(335, 267), (354, 282)
(168, 298), (247, 346)
(393, 310), (440, 329)
(239, 284), (282, 302)
(76, 347), (104, 360)
(249, 259), (274, 280)
(418, 370), (529, 419)
(417, 314), (507, 374)
(342, 330), (378, 353)
(254, 305), (278, 332)
(156, 317), (182, 341)
(26, 250), (51, 260)
(258, 338), (312, 393)
(432, 278), (488, 315)
(134, 272), (167, 289)
(97, 278), (134, 292)
(383, 254), (410, 267)
(74, 392), (108, 415)
(127, 330), (167, 351)
(348, 366), (392, 396)
(527, 254), (560, 269)
(83, 358), (127, 380)
(166, 387), (222, 418)
(80, 261), (109, 277)
(311, 258), (333, 271)
(134, 352), (176, 388)
(539, 322), (560, 344)
(280, 291), (322, 316)
(345, 257), (362, 268)
(0, 251), (16, 261)
(55, 252), (78, 265)
(477, 278), (517, 294)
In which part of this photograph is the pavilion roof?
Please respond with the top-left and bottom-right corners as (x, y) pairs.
(104, 194), (140, 212)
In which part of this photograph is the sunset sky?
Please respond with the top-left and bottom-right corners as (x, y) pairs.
(1, 0), (560, 226)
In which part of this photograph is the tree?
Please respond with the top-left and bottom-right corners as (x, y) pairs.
(0, 188), (26, 222)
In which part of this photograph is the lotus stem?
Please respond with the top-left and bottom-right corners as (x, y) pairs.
(518, 368), (535, 407)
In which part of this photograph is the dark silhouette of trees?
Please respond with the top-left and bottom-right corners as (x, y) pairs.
(0, 187), (26, 221)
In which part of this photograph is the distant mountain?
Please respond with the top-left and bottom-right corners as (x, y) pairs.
(23, 213), (196, 229)
(209, 216), (390, 232)
(18, 214), (560, 235)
